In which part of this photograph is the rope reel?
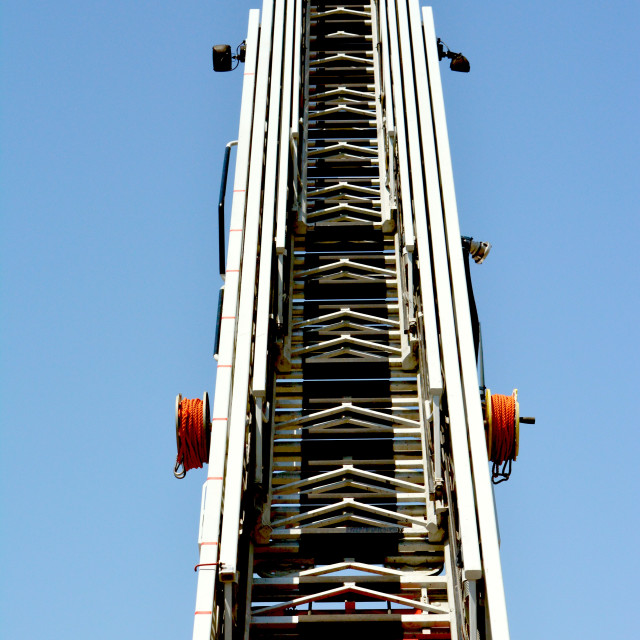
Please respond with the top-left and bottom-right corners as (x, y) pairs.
(174, 392), (211, 479)
(483, 389), (533, 484)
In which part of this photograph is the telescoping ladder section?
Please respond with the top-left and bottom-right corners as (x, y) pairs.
(193, 2), (510, 639)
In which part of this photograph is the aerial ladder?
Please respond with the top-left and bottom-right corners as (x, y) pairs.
(174, 2), (532, 638)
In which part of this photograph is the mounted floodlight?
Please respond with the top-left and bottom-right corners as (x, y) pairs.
(212, 45), (232, 72)
(468, 239), (491, 264)
(462, 236), (491, 264)
(212, 41), (247, 73)
(437, 38), (470, 73)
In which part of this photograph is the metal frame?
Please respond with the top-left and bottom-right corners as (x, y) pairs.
(189, 3), (513, 639)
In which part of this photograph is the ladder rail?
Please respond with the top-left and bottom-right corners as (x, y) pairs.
(218, 0), (276, 584)
(422, 6), (510, 634)
(192, 11), (261, 640)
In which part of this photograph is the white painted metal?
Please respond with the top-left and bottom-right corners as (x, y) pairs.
(290, 0), (302, 130)
(378, 1), (397, 216)
(422, 6), (511, 636)
(253, 0), (287, 398)
(218, 0), (276, 581)
(383, 0), (442, 396)
(370, 0), (392, 232)
(191, 10), (260, 640)
(275, 0), (298, 253)
(394, 0), (483, 580)
(298, 0), (311, 228)
(444, 540), (461, 640)
(417, 372), (439, 535)
(380, 0), (414, 251)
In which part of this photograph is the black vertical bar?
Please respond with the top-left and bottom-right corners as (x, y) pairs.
(218, 144), (233, 276)
(461, 236), (480, 361)
(213, 286), (224, 359)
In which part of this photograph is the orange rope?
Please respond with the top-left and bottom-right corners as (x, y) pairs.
(176, 398), (208, 475)
(488, 392), (517, 484)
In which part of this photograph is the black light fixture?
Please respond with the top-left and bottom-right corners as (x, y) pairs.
(212, 41), (247, 73)
(437, 38), (470, 73)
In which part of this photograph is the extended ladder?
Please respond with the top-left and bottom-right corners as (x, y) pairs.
(190, 2), (510, 638)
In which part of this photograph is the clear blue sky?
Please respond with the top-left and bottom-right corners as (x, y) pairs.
(1, 1), (638, 638)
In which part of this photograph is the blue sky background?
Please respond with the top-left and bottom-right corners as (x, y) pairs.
(1, 1), (638, 638)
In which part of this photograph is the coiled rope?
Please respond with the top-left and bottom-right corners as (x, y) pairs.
(174, 393), (210, 478)
(485, 389), (519, 484)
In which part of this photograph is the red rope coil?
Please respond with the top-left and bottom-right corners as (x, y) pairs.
(486, 391), (518, 484)
(175, 397), (209, 478)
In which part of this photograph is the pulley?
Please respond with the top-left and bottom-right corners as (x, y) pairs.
(174, 392), (211, 479)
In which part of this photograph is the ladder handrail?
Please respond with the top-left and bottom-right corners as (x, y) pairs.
(217, 139), (237, 277)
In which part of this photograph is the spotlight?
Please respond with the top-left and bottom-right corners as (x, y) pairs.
(212, 45), (232, 72)
(449, 54), (470, 73)
(212, 41), (247, 73)
(437, 38), (470, 73)
(462, 236), (491, 264)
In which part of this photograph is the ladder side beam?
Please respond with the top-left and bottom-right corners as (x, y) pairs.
(192, 11), (261, 640)
(382, 0), (414, 251)
(370, 0), (392, 232)
(298, 0), (311, 227)
(388, 0), (442, 394)
(422, 6), (511, 637)
(393, 0), (481, 580)
(219, 0), (276, 582)
(275, 0), (299, 252)
(253, 0), (288, 398)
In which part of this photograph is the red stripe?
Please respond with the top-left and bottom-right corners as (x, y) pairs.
(195, 611), (212, 615)
(200, 541), (218, 546)
(211, 418), (228, 421)
(217, 364), (232, 368)
(208, 476), (223, 480)
(221, 316), (235, 319)
(233, 189), (245, 192)
(226, 269), (239, 273)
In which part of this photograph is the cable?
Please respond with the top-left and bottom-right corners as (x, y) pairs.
(174, 395), (209, 478)
(485, 390), (519, 484)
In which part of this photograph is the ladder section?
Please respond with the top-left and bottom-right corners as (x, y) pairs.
(251, 2), (453, 638)
(190, 2), (511, 639)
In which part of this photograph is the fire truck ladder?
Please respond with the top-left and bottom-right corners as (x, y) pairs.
(191, 2), (510, 639)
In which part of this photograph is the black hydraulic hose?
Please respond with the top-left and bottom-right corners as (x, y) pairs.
(213, 286), (224, 360)
(461, 236), (480, 362)
(218, 141), (237, 277)
(478, 322), (486, 398)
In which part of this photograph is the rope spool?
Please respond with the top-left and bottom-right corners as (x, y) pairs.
(174, 392), (211, 479)
(484, 389), (519, 484)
